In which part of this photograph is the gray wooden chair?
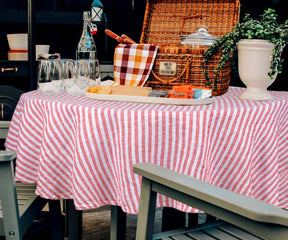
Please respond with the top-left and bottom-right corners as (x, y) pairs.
(133, 162), (288, 240)
(0, 151), (64, 240)
(0, 122), (63, 240)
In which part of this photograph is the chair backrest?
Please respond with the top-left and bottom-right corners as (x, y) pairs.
(133, 162), (288, 240)
(0, 121), (10, 147)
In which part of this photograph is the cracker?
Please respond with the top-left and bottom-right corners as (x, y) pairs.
(87, 86), (112, 94)
(111, 85), (152, 96)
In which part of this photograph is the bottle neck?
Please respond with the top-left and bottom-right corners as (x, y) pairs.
(76, 11), (97, 59)
(82, 19), (91, 36)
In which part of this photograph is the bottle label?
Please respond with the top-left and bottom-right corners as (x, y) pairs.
(91, 23), (98, 35)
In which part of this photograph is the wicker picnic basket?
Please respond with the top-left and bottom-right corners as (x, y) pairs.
(140, 0), (240, 96)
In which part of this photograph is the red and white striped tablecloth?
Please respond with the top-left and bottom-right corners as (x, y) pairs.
(5, 87), (288, 213)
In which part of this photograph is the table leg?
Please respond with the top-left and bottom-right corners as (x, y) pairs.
(48, 200), (64, 240)
(110, 206), (126, 240)
(162, 207), (186, 231)
(65, 199), (82, 240)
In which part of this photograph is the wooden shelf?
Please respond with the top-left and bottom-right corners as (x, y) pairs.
(0, 60), (28, 64)
(0, 10), (107, 26)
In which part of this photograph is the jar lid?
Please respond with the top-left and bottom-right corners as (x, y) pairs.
(180, 25), (218, 47)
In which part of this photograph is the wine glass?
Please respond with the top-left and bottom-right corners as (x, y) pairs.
(63, 59), (76, 90)
(50, 59), (64, 93)
(75, 59), (89, 90)
(88, 59), (101, 87)
(72, 59), (100, 95)
(37, 60), (56, 95)
(37, 60), (63, 95)
(64, 59), (101, 95)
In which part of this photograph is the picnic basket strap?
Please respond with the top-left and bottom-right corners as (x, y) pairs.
(151, 60), (191, 85)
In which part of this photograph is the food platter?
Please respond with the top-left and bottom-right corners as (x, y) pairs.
(86, 92), (213, 106)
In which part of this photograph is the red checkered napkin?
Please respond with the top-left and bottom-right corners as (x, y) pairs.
(114, 44), (159, 87)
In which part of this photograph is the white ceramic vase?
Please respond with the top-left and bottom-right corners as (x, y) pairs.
(236, 39), (276, 101)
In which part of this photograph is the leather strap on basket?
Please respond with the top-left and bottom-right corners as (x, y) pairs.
(151, 60), (191, 85)
(180, 14), (202, 33)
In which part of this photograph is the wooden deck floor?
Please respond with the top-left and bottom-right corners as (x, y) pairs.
(0, 206), (162, 240)
(82, 206), (162, 240)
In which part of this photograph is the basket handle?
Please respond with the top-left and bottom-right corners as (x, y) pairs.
(180, 14), (203, 33)
(151, 60), (191, 85)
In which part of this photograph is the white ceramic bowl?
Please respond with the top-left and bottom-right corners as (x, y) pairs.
(36, 45), (50, 58)
(7, 34), (28, 50)
(8, 51), (28, 61)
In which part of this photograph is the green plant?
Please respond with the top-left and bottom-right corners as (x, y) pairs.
(202, 8), (288, 88)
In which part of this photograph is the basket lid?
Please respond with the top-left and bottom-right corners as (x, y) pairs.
(140, 0), (240, 46)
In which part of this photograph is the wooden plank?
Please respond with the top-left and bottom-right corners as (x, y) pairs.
(0, 182), (37, 217)
(18, 195), (38, 216)
(16, 194), (35, 199)
(170, 234), (192, 240)
(187, 230), (217, 240)
(218, 224), (263, 240)
(154, 222), (224, 239)
(16, 182), (37, 188)
(16, 187), (35, 192)
(133, 163), (288, 226)
(202, 227), (240, 239)
(15, 183), (37, 211)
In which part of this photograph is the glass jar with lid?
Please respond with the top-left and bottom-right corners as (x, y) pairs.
(180, 25), (219, 48)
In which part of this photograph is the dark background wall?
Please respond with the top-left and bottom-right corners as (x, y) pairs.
(0, 0), (287, 90)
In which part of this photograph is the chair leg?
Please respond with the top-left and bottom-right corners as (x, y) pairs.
(0, 161), (21, 240)
(136, 177), (157, 240)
